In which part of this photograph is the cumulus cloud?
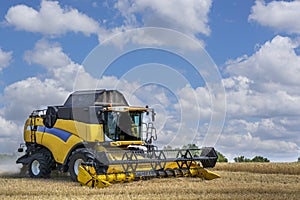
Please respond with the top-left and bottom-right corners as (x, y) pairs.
(218, 117), (300, 161)
(218, 131), (299, 161)
(3, 39), (150, 123)
(221, 34), (300, 161)
(114, 0), (212, 37)
(0, 116), (22, 153)
(226, 36), (300, 92)
(175, 85), (212, 121)
(0, 116), (20, 138)
(0, 48), (12, 71)
(203, 89), (299, 161)
(223, 76), (300, 118)
(249, 0), (300, 34)
(1, 39), (91, 124)
(0, 39), (90, 149)
(5, 0), (100, 36)
(2, 77), (69, 122)
(24, 39), (71, 68)
(0, 73), (69, 152)
(24, 39), (97, 91)
(128, 83), (225, 148)
(224, 35), (300, 118)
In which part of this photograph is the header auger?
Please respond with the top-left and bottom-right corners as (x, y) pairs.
(16, 89), (220, 187)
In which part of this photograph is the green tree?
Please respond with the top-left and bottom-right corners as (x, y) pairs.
(298, 157), (300, 162)
(234, 156), (251, 162)
(163, 145), (172, 150)
(181, 144), (201, 156)
(182, 144), (199, 149)
(216, 151), (228, 162)
(251, 156), (270, 162)
(234, 156), (243, 162)
(234, 155), (270, 162)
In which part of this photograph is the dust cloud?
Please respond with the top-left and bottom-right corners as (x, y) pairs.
(0, 155), (23, 176)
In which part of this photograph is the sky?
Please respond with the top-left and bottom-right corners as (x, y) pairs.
(0, 0), (300, 162)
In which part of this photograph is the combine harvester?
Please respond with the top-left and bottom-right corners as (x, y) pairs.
(16, 90), (220, 188)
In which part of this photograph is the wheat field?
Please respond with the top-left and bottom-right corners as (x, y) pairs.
(0, 162), (300, 200)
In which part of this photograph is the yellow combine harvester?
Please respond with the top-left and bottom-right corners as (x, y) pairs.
(16, 90), (219, 187)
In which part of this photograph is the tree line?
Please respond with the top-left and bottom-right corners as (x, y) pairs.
(233, 155), (269, 162)
(163, 144), (280, 162)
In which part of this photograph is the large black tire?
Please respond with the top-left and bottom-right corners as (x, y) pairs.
(68, 149), (95, 182)
(28, 152), (53, 178)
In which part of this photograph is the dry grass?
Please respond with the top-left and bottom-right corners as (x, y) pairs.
(0, 163), (300, 200)
(215, 162), (300, 175)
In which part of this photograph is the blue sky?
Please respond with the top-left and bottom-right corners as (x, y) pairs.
(0, 0), (300, 162)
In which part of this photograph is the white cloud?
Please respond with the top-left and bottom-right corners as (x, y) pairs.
(0, 116), (20, 138)
(53, 64), (96, 91)
(2, 77), (69, 122)
(23, 39), (97, 91)
(0, 116), (22, 153)
(0, 48), (12, 71)
(3, 39), (150, 124)
(226, 36), (300, 91)
(5, 0), (100, 36)
(1, 39), (92, 124)
(221, 34), (300, 161)
(223, 35), (300, 125)
(114, 0), (212, 37)
(218, 131), (299, 162)
(24, 39), (71, 68)
(223, 118), (289, 140)
(218, 118), (300, 161)
(249, 0), (300, 34)
(174, 85), (212, 121)
(223, 76), (300, 118)
(97, 27), (205, 54)
(129, 84), (224, 148)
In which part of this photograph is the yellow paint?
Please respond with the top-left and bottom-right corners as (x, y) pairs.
(23, 117), (45, 143)
(41, 133), (82, 164)
(23, 117), (105, 164)
(54, 119), (104, 142)
(110, 141), (143, 146)
(77, 162), (220, 188)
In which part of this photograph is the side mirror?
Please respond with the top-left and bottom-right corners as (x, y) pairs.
(152, 110), (156, 122)
(145, 105), (149, 116)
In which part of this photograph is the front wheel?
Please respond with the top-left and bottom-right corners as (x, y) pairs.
(68, 149), (94, 182)
(28, 152), (53, 178)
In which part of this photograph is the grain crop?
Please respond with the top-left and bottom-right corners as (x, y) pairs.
(0, 162), (299, 200)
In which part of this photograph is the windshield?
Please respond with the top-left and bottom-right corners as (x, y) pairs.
(104, 111), (143, 141)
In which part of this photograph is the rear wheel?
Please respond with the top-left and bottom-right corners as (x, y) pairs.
(28, 152), (53, 178)
(68, 149), (94, 182)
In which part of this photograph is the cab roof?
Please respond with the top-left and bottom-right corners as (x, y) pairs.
(63, 89), (129, 107)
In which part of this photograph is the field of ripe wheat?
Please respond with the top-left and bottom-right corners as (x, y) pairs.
(0, 162), (300, 200)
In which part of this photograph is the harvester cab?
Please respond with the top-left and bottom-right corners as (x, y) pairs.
(16, 89), (219, 187)
(101, 105), (156, 144)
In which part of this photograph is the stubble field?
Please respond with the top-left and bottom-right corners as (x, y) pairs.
(0, 162), (299, 200)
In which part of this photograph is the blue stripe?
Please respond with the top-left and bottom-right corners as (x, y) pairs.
(37, 126), (72, 142)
